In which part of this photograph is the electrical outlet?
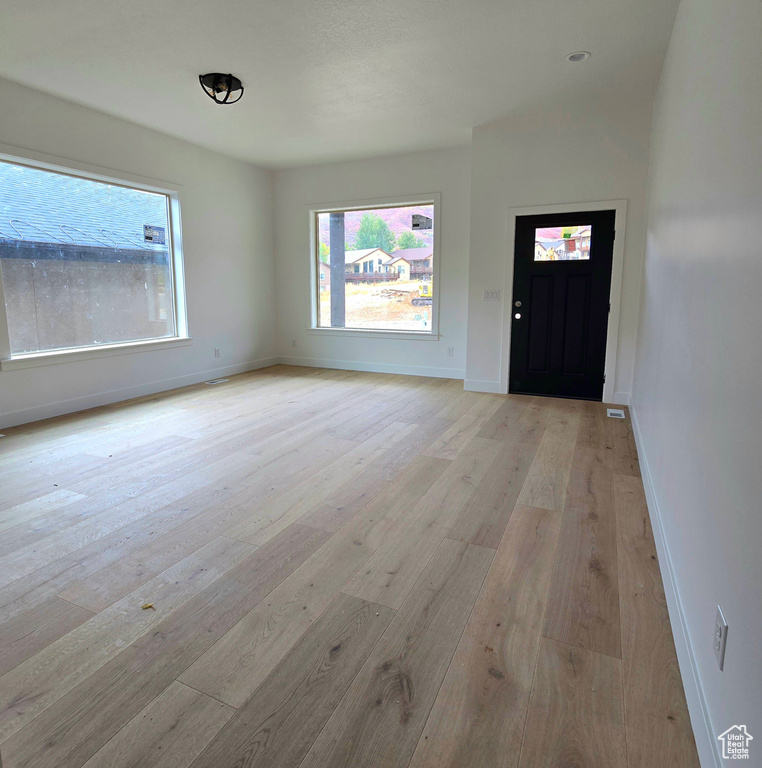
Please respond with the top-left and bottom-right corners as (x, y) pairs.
(447, 346), (454, 357)
(714, 605), (728, 670)
(214, 347), (221, 358)
(483, 289), (500, 301)
(291, 339), (297, 348)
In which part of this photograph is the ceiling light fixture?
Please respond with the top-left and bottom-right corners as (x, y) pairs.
(198, 73), (244, 105)
(565, 51), (591, 63)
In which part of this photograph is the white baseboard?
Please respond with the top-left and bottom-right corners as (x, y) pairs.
(1, 355), (463, 429)
(0, 357), (279, 429)
(463, 382), (630, 401)
(464, 379), (503, 393)
(629, 405), (720, 768)
(278, 355), (465, 381)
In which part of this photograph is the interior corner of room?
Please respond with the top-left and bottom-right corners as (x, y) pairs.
(0, 0), (760, 765)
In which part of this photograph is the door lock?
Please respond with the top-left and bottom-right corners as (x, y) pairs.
(514, 300), (522, 307)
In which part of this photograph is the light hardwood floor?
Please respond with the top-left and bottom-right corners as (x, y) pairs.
(0, 366), (700, 768)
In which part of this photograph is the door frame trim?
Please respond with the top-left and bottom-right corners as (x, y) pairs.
(499, 199), (627, 403)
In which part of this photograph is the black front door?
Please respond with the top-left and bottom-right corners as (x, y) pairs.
(509, 210), (615, 400)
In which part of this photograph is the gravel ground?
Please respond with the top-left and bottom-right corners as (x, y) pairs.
(318, 280), (432, 331)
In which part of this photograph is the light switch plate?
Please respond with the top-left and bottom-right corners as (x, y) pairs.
(714, 605), (728, 671)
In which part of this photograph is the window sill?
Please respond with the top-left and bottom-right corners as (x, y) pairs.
(0, 336), (193, 371)
(307, 327), (439, 342)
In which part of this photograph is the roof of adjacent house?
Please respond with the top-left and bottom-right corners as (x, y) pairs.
(0, 160), (168, 252)
(387, 255), (411, 265)
(344, 248), (391, 265)
(536, 239), (567, 250)
(391, 247), (432, 262)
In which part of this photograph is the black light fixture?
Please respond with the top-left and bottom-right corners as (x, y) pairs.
(198, 73), (244, 105)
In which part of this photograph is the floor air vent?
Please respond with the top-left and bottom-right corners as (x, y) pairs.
(205, 378), (230, 385)
(606, 408), (625, 419)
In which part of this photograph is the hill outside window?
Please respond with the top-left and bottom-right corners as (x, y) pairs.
(313, 199), (438, 335)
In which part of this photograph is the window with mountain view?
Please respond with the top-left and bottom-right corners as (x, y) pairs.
(0, 159), (185, 357)
(314, 202), (435, 333)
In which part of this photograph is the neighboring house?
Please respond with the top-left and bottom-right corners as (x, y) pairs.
(0, 163), (169, 255)
(535, 233), (590, 261)
(387, 255), (411, 280)
(390, 247), (432, 279)
(535, 241), (564, 261)
(569, 225), (592, 257)
(344, 248), (392, 274)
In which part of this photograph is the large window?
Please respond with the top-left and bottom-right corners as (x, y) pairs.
(0, 158), (186, 358)
(314, 201), (436, 333)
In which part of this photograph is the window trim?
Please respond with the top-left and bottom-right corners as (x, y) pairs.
(0, 336), (194, 371)
(0, 144), (190, 367)
(308, 193), (441, 339)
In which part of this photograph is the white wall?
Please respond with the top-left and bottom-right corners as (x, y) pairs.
(464, 91), (652, 400)
(273, 147), (471, 378)
(632, 0), (762, 763)
(0, 78), (275, 428)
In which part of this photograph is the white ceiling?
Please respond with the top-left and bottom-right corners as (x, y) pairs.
(0, 0), (679, 169)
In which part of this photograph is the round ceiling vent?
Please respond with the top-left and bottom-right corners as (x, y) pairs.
(565, 51), (591, 63)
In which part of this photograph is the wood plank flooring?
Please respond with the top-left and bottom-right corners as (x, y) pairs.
(0, 365), (699, 768)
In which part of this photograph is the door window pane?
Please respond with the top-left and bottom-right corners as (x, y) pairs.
(0, 161), (177, 355)
(316, 203), (435, 332)
(534, 225), (592, 261)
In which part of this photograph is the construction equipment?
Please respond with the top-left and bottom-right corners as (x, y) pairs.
(411, 282), (433, 307)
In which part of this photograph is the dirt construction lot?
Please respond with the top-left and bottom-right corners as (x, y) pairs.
(318, 280), (432, 331)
